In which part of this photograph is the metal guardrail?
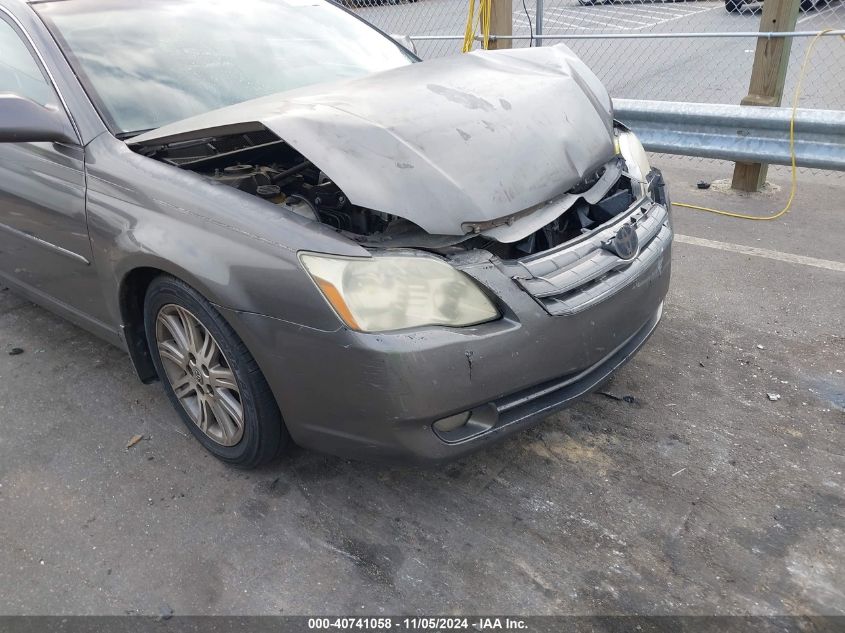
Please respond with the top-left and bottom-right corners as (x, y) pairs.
(614, 100), (845, 171)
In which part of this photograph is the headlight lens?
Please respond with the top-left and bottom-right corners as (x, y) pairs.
(300, 253), (500, 332)
(616, 129), (651, 197)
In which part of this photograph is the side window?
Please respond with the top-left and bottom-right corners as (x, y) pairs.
(0, 17), (57, 107)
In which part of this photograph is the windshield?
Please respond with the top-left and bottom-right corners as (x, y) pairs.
(36, 0), (415, 136)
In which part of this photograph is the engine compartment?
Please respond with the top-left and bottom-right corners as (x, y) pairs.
(135, 128), (641, 259)
(136, 128), (397, 235)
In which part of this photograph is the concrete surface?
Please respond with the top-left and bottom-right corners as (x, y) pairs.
(0, 157), (843, 616)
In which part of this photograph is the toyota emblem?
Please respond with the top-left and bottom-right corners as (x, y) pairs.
(609, 223), (639, 261)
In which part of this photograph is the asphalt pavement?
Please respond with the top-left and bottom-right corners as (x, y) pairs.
(0, 156), (843, 616)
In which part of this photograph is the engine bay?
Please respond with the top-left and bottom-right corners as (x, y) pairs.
(135, 128), (642, 259)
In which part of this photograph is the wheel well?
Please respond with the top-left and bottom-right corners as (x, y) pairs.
(120, 267), (164, 384)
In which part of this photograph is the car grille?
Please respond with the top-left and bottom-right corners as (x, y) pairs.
(508, 201), (672, 316)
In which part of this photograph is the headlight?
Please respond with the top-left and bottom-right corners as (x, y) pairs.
(300, 253), (500, 332)
(615, 129), (651, 197)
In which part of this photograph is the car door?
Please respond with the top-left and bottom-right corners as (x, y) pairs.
(0, 14), (103, 323)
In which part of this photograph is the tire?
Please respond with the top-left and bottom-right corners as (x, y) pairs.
(800, 0), (818, 10)
(144, 275), (287, 468)
(725, 0), (744, 12)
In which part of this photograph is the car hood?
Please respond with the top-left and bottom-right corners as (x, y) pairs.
(132, 44), (615, 242)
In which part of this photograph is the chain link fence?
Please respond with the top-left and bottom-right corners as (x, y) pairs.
(350, 0), (845, 111)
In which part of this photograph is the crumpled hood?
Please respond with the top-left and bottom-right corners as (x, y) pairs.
(133, 44), (615, 240)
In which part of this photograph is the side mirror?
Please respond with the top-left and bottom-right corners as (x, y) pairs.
(390, 34), (418, 56)
(0, 94), (77, 144)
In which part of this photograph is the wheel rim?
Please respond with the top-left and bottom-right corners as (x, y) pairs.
(154, 304), (245, 447)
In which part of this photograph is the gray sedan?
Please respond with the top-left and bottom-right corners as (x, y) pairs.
(0, 0), (672, 467)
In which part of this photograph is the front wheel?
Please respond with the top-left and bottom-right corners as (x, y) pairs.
(725, 0), (745, 12)
(144, 275), (287, 468)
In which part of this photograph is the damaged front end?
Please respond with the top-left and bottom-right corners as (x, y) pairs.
(130, 44), (671, 330)
(132, 126), (645, 250)
(123, 45), (673, 460)
(132, 121), (669, 318)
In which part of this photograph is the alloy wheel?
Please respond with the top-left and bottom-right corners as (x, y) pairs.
(154, 304), (245, 446)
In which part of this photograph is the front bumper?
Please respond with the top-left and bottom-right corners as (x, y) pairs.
(222, 192), (673, 465)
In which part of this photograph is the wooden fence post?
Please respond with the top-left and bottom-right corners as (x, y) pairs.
(485, 0), (513, 50)
(731, 0), (801, 192)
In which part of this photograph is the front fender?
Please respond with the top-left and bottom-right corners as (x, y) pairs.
(84, 133), (364, 332)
